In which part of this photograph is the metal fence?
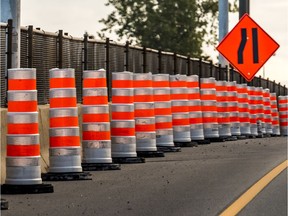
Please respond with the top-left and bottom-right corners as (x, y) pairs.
(0, 22), (287, 107)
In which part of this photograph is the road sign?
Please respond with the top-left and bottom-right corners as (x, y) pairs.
(217, 13), (279, 82)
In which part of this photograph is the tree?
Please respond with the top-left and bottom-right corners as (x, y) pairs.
(99, 0), (237, 58)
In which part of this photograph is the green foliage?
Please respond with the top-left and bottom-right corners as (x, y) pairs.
(99, 0), (237, 58)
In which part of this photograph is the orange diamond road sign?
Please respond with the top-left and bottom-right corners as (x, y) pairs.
(217, 13), (280, 82)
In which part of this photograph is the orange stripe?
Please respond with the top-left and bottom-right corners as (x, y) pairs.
(83, 96), (108, 105)
(50, 117), (79, 127)
(270, 97), (276, 100)
(200, 83), (215, 89)
(239, 117), (250, 122)
(155, 122), (172, 129)
(272, 120), (279, 125)
(218, 118), (230, 123)
(112, 80), (133, 88)
(50, 98), (77, 108)
(190, 118), (203, 124)
(188, 106), (202, 112)
(187, 82), (198, 88)
(8, 101), (37, 112)
(238, 108), (249, 113)
(173, 118), (190, 126)
(217, 107), (229, 112)
(153, 94), (170, 102)
(170, 81), (187, 88)
(264, 110), (271, 115)
(216, 96), (227, 102)
(155, 108), (172, 115)
(279, 114), (288, 119)
(216, 86), (227, 91)
(111, 128), (135, 136)
(8, 79), (36, 90)
(83, 78), (106, 88)
(188, 94), (200, 100)
(82, 131), (110, 140)
(250, 119), (257, 124)
(237, 89), (247, 94)
(112, 112), (134, 120)
(280, 122), (288, 126)
(228, 107), (238, 112)
(230, 117), (239, 122)
(279, 107), (288, 112)
(263, 102), (270, 106)
(112, 96), (134, 103)
(7, 145), (40, 157)
(238, 98), (248, 103)
(201, 95), (216, 100)
(135, 109), (155, 117)
(172, 106), (189, 113)
(83, 113), (109, 123)
(50, 136), (80, 147)
(227, 87), (237, 91)
(271, 105), (277, 109)
(171, 94), (188, 100)
(202, 117), (217, 123)
(153, 81), (169, 87)
(133, 80), (152, 88)
(135, 124), (155, 132)
(50, 78), (75, 88)
(201, 106), (217, 112)
(8, 123), (38, 134)
(134, 95), (153, 102)
(227, 96), (238, 102)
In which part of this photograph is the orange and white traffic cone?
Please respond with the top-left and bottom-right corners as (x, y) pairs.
(170, 74), (192, 147)
(111, 71), (145, 163)
(2, 68), (53, 194)
(270, 93), (280, 136)
(200, 77), (220, 140)
(81, 69), (120, 170)
(133, 72), (164, 157)
(43, 68), (91, 181)
(278, 95), (288, 136)
(152, 74), (180, 152)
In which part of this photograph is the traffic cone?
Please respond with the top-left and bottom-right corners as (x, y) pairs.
(2, 68), (53, 194)
(42, 68), (91, 181)
(111, 72), (145, 163)
(152, 74), (180, 152)
(81, 69), (120, 170)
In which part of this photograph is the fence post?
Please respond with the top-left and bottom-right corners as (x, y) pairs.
(58, 30), (63, 68)
(217, 64), (221, 80)
(258, 76), (262, 87)
(27, 25), (34, 68)
(187, 56), (191, 75)
(7, 19), (13, 69)
(266, 78), (269, 89)
(158, 50), (162, 74)
(83, 33), (88, 70)
(230, 65), (234, 82)
(272, 80), (276, 93)
(278, 82), (281, 96)
(5, 19), (13, 106)
(225, 65), (229, 81)
(105, 38), (111, 101)
(209, 61), (213, 77)
(284, 85), (287, 95)
(174, 53), (177, 75)
(198, 58), (202, 78)
(125, 41), (129, 71)
(142, 47), (147, 73)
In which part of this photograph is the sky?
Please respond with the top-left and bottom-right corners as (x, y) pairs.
(10, 0), (288, 86)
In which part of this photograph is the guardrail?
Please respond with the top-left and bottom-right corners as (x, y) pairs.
(0, 22), (287, 107)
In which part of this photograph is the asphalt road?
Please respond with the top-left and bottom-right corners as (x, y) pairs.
(1, 136), (287, 216)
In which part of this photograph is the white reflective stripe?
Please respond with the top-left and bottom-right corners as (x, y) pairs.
(49, 88), (76, 98)
(83, 69), (106, 78)
(8, 68), (36, 79)
(112, 71), (133, 80)
(8, 90), (37, 101)
(49, 68), (75, 78)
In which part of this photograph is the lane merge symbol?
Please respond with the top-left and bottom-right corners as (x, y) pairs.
(217, 14), (279, 82)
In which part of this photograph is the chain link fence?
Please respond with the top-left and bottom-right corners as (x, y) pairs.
(0, 23), (287, 107)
